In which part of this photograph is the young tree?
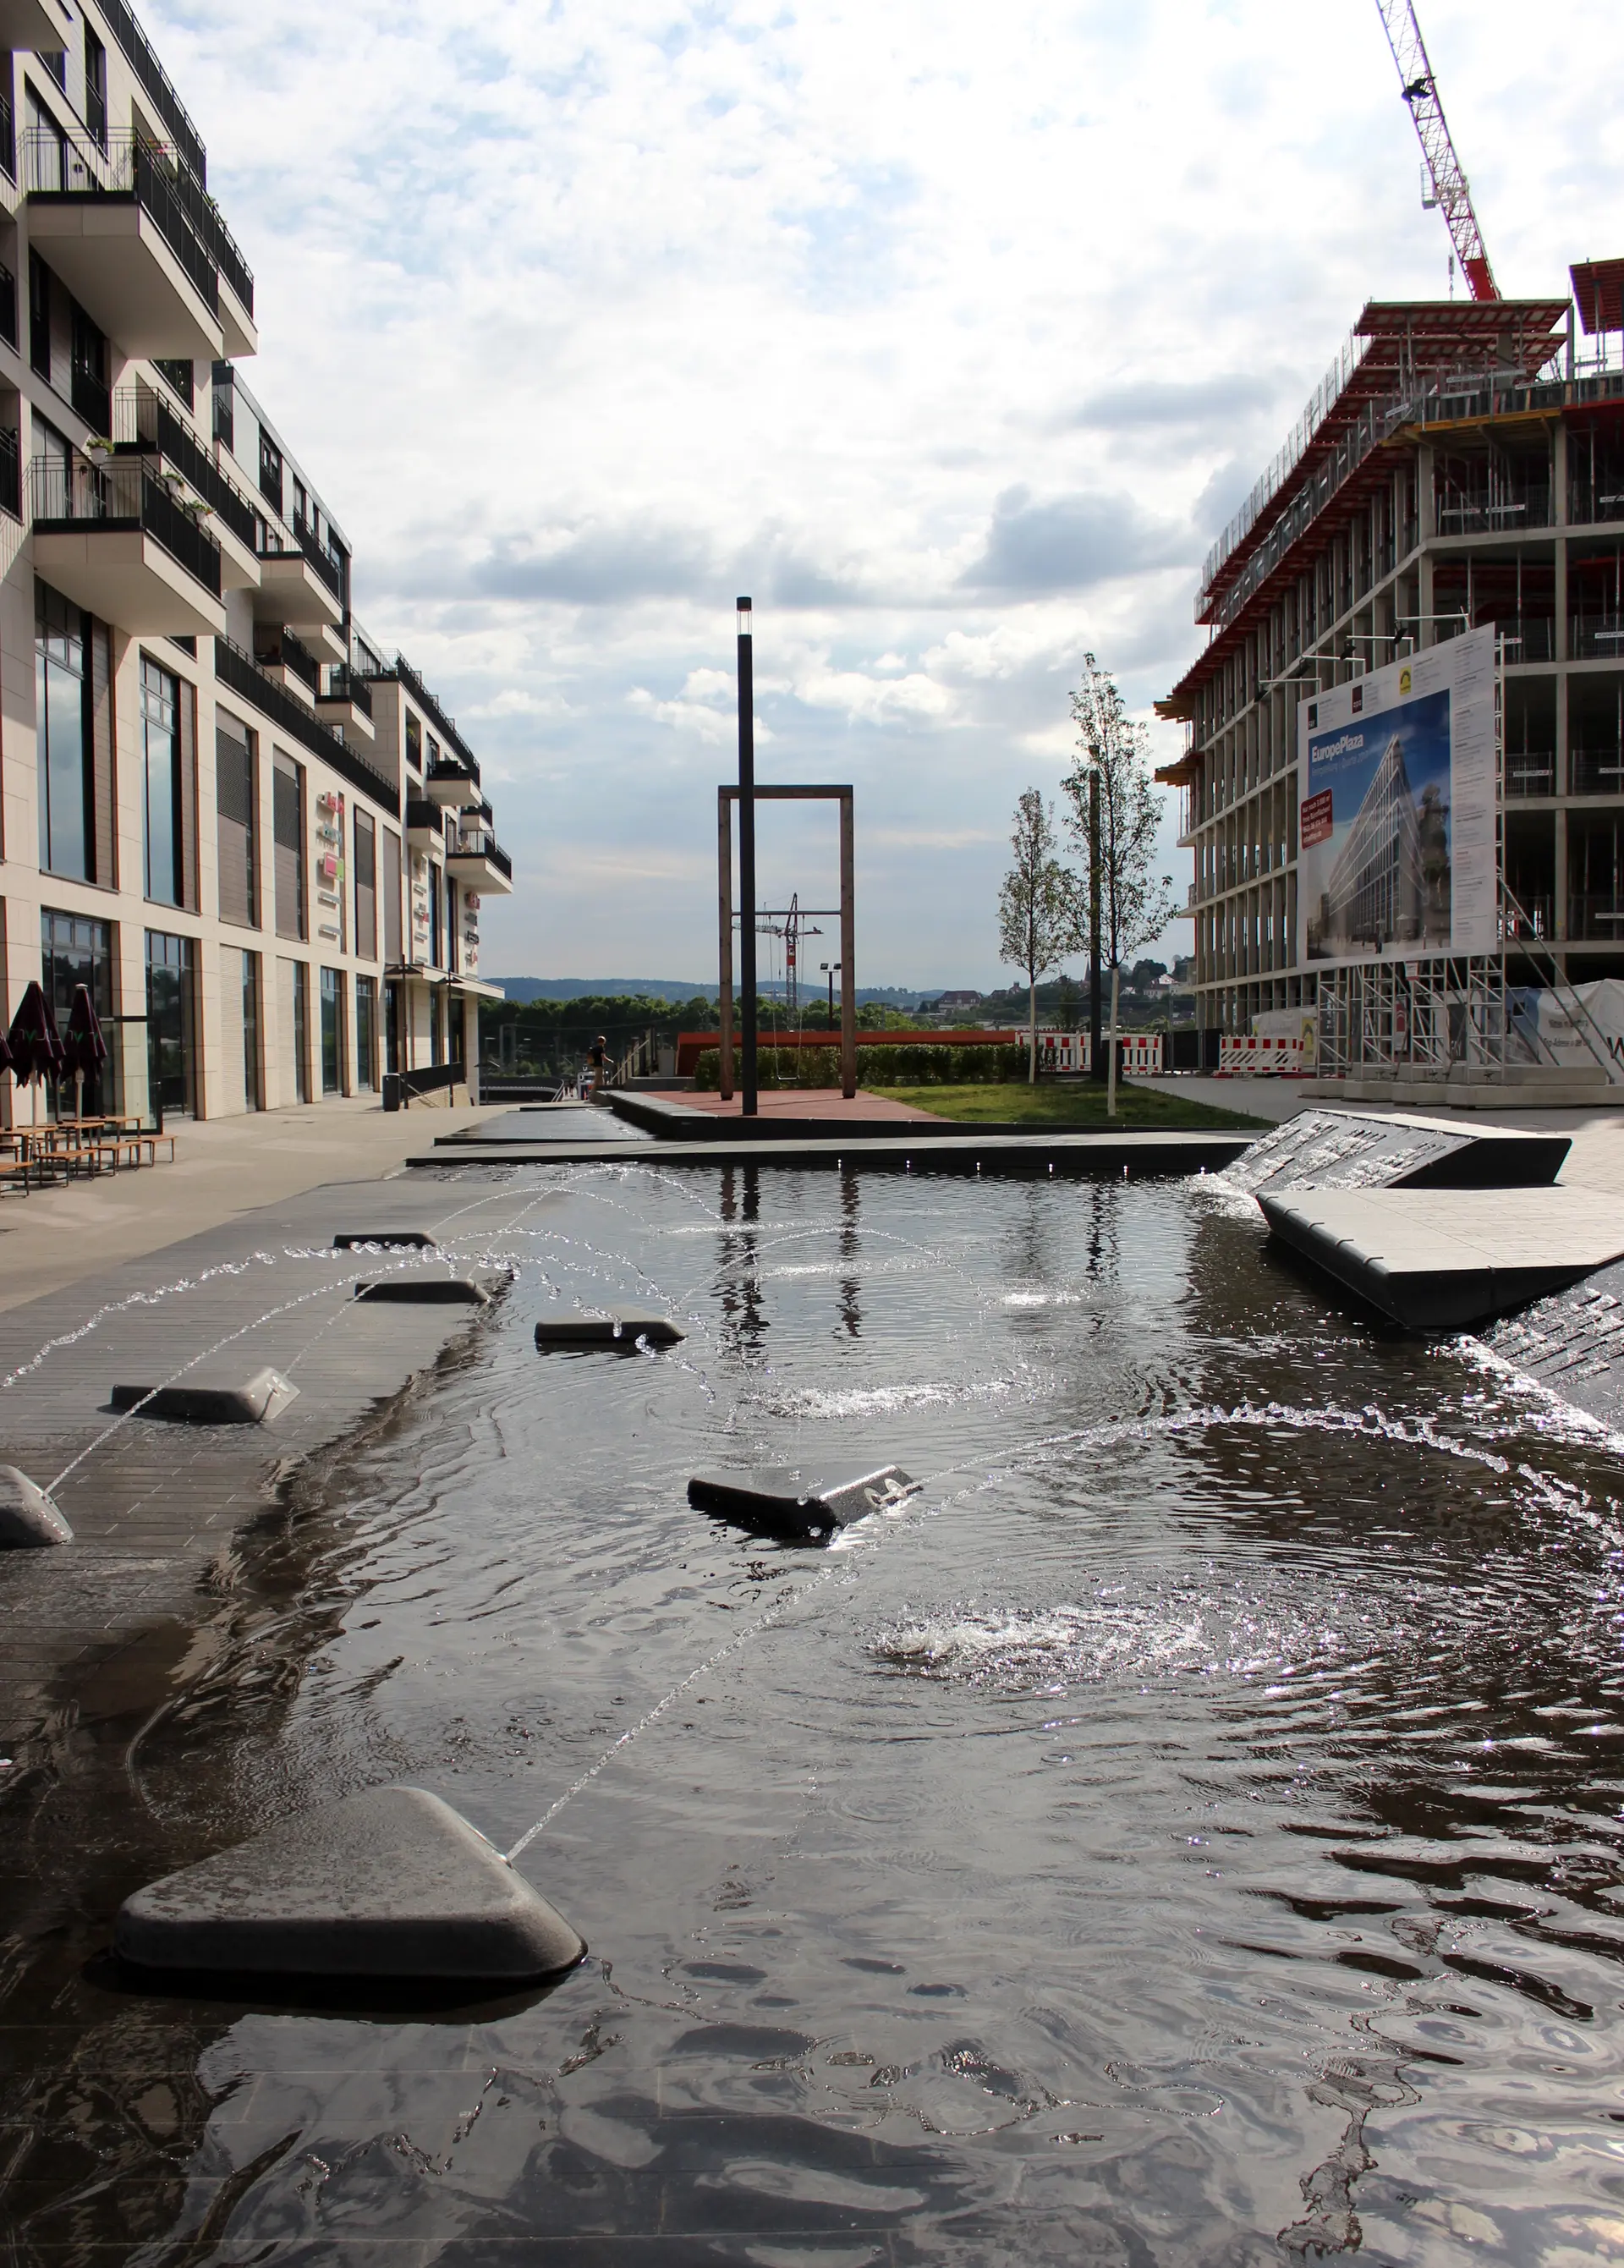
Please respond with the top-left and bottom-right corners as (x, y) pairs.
(1062, 655), (1178, 1115)
(997, 788), (1084, 1084)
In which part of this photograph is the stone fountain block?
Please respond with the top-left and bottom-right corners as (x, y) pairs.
(354, 1277), (491, 1305)
(116, 1785), (584, 1983)
(0, 1465), (73, 1547)
(110, 1369), (299, 1425)
(333, 1230), (437, 1250)
(535, 1307), (686, 1349)
(688, 1463), (919, 1541)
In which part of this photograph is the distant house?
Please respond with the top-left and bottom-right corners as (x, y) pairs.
(931, 990), (983, 1012)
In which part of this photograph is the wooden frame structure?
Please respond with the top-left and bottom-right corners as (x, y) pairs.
(717, 785), (855, 1100)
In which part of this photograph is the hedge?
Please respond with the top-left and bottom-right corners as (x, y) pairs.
(692, 1042), (1033, 1090)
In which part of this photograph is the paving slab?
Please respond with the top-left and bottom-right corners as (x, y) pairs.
(1258, 1186), (1624, 1330)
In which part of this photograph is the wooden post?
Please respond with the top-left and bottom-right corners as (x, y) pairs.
(717, 787), (734, 1098)
(839, 789), (856, 1099)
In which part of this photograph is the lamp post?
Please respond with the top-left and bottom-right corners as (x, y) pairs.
(1089, 763), (1104, 1085)
(737, 596), (758, 1117)
(820, 958), (840, 1030)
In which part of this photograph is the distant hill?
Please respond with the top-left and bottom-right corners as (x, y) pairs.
(491, 978), (950, 1008)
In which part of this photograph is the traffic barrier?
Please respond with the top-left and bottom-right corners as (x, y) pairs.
(1218, 1036), (1306, 1075)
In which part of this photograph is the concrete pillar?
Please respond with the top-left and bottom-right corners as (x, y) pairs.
(1555, 804), (1569, 941)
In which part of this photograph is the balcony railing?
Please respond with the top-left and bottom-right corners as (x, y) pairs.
(427, 754), (477, 793)
(1435, 490), (1551, 537)
(1569, 894), (1624, 942)
(1494, 616), (1555, 663)
(321, 663), (374, 717)
(110, 387), (256, 550)
(30, 450), (221, 595)
(1572, 748), (1624, 797)
(1572, 617), (1624, 662)
(255, 623), (319, 693)
(259, 524), (343, 602)
(24, 131), (219, 319)
(214, 636), (398, 810)
(96, 0), (208, 189)
(1503, 751), (1557, 798)
(405, 799), (445, 840)
(453, 829), (513, 881)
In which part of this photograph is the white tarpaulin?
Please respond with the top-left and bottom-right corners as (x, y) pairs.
(1535, 980), (1624, 1075)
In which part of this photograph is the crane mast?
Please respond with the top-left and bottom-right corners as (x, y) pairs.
(1374, 0), (1499, 302)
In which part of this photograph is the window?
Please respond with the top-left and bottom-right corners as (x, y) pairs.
(292, 959), (310, 1103)
(216, 711), (258, 927)
(430, 858), (442, 967)
(140, 657), (184, 906)
(70, 301), (108, 433)
(273, 751), (305, 940)
(27, 248), (48, 378)
(36, 579), (89, 878)
(320, 966), (343, 1095)
(382, 827), (402, 964)
(211, 365), (235, 453)
(258, 426), (283, 516)
(354, 808), (377, 958)
(145, 930), (195, 1118)
(292, 475), (308, 531)
(446, 873), (458, 973)
(405, 713), (421, 773)
(38, 47), (65, 89)
(83, 25), (106, 149)
(154, 359), (194, 410)
(355, 975), (376, 1090)
(242, 948), (261, 1112)
(41, 908), (113, 1118)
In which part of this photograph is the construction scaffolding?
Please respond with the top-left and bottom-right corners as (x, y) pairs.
(1314, 953), (1526, 1078)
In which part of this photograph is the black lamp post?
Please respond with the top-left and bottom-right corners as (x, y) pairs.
(820, 958), (840, 1029)
(737, 596), (758, 1116)
(1089, 765), (1104, 1084)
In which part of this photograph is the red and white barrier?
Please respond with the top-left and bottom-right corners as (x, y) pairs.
(1218, 1035), (1306, 1075)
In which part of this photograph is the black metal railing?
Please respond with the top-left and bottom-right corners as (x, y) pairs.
(24, 132), (219, 318)
(451, 829), (513, 881)
(321, 664), (374, 717)
(1572, 616), (1624, 663)
(383, 1060), (465, 1112)
(1502, 752), (1557, 798)
(30, 451), (221, 595)
(1493, 616), (1555, 663)
(109, 388), (256, 549)
(405, 799), (445, 838)
(1572, 747), (1624, 797)
(260, 524), (343, 602)
(426, 755), (478, 799)
(95, 0), (209, 189)
(255, 623), (318, 694)
(0, 428), (19, 522)
(214, 636), (398, 810)
(392, 654), (480, 777)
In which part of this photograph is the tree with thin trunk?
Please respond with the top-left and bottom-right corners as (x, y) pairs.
(997, 788), (1085, 1084)
(1062, 656), (1178, 1115)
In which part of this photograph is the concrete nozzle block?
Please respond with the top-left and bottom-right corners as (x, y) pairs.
(354, 1277), (491, 1305)
(110, 1369), (299, 1425)
(334, 1231), (437, 1251)
(689, 1464), (919, 1541)
(0, 1465), (73, 1547)
(116, 1785), (585, 1983)
(535, 1307), (686, 1349)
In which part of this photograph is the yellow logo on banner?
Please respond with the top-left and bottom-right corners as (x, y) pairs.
(1399, 667), (1412, 694)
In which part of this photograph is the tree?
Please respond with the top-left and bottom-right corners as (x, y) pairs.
(1062, 655), (1178, 1114)
(997, 789), (1085, 1084)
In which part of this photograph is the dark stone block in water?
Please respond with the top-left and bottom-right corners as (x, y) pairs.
(110, 1369), (299, 1425)
(1229, 1108), (1569, 1197)
(689, 1464), (919, 1540)
(0, 1465), (72, 1547)
(116, 1785), (584, 1983)
(333, 1230), (437, 1251)
(535, 1307), (686, 1348)
(354, 1277), (491, 1305)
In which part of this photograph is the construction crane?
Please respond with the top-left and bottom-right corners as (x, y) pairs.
(1374, 0), (1499, 302)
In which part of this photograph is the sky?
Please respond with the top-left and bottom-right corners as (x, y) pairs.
(156, 0), (1624, 987)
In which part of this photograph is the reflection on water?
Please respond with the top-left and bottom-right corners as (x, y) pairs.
(6, 1167), (1624, 2263)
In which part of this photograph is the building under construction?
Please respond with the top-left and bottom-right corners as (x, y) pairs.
(1156, 274), (1624, 1068)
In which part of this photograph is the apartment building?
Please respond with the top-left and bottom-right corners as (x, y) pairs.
(1157, 273), (1624, 1054)
(0, 0), (511, 1125)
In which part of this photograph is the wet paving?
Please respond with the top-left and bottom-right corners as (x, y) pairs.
(3, 1160), (1624, 2262)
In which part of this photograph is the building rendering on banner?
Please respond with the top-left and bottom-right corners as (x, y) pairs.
(0, 0), (511, 1125)
(1157, 277), (1624, 1057)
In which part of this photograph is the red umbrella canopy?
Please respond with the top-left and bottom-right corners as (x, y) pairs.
(63, 985), (108, 1078)
(8, 981), (66, 1086)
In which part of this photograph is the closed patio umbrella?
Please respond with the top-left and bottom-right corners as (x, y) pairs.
(63, 986), (108, 1123)
(8, 982), (65, 1129)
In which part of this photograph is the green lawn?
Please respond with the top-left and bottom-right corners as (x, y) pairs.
(870, 1081), (1270, 1131)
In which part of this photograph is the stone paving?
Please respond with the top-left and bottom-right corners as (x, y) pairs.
(0, 1163), (544, 1768)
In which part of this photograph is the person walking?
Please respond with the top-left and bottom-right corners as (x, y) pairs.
(587, 1034), (608, 1101)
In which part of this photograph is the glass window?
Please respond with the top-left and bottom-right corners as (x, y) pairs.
(140, 656), (184, 906)
(84, 26), (107, 148)
(355, 975), (376, 1090)
(145, 930), (195, 1118)
(320, 966), (343, 1096)
(292, 959), (310, 1103)
(41, 907), (113, 1118)
(405, 713), (421, 773)
(354, 808), (377, 959)
(273, 752), (305, 940)
(242, 949), (261, 1112)
(216, 710), (258, 927)
(36, 579), (89, 879)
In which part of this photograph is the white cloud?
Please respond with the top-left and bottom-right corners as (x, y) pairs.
(148, 0), (1624, 983)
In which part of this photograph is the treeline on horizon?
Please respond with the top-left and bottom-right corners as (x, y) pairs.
(477, 992), (923, 1074)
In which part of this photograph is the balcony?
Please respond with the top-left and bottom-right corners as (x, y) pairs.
(446, 827), (513, 895)
(425, 755), (480, 809)
(253, 530), (343, 634)
(0, 0), (77, 54)
(30, 450), (224, 635)
(406, 799), (445, 854)
(252, 623), (319, 705)
(111, 386), (259, 586)
(316, 663), (376, 744)
(214, 636), (398, 814)
(25, 131), (223, 362)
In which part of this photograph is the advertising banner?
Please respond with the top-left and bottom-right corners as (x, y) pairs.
(1297, 627), (1497, 966)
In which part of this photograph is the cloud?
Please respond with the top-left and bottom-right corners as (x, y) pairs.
(958, 487), (1194, 593)
(1060, 371), (1290, 434)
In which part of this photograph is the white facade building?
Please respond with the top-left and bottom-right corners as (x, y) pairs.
(0, 0), (510, 1123)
